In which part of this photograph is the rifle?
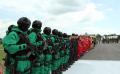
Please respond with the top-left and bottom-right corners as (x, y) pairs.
(19, 33), (38, 62)
(36, 33), (48, 53)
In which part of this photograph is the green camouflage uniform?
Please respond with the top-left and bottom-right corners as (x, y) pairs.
(64, 38), (70, 67)
(28, 29), (45, 74)
(51, 35), (60, 71)
(59, 37), (65, 68)
(3, 27), (31, 74)
(42, 34), (53, 74)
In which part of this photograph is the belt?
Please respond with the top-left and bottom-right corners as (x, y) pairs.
(15, 56), (29, 61)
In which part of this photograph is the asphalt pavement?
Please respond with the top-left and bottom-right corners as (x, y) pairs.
(64, 43), (120, 74)
(81, 43), (120, 60)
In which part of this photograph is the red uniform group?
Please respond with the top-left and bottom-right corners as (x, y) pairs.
(70, 35), (94, 60)
(77, 36), (93, 59)
(67, 35), (95, 68)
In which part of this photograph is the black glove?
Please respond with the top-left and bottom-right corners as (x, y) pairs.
(46, 39), (52, 45)
(27, 43), (36, 50)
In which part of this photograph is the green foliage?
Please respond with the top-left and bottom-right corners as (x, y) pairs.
(96, 34), (101, 38)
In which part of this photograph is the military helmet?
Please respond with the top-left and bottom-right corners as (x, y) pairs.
(52, 29), (58, 35)
(43, 27), (51, 35)
(72, 33), (76, 36)
(32, 20), (42, 29)
(17, 17), (31, 31)
(63, 33), (67, 38)
(8, 25), (16, 31)
(58, 31), (62, 37)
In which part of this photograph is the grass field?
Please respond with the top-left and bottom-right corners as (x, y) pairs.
(0, 44), (5, 72)
(0, 44), (5, 64)
(0, 44), (3, 50)
(0, 50), (5, 62)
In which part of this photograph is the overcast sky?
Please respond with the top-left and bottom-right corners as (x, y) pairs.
(0, 0), (120, 38)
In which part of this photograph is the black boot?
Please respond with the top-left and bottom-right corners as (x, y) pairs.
(52, 70), (56, 74)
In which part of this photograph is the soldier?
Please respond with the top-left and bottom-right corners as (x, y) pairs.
(69, 34), (78, 66)
(2, 17), (33, 74)
(51, 29), (61, 74)
(57, 31), (64, 74)
(58, 32), (64, 72)
(68, 34), (74, 66)
(62, 33), (70, 71)
(28, 20), (45, 74)
(42, 27), (53, 74)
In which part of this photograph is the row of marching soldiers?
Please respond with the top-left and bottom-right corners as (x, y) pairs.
(2, 17), (95, 74)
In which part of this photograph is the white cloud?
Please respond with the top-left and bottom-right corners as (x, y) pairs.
(82, 26), (114, 35)
(0, 19), (16, 38)
(0, 0), (107, 38)
(44, 2), (105, 32)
